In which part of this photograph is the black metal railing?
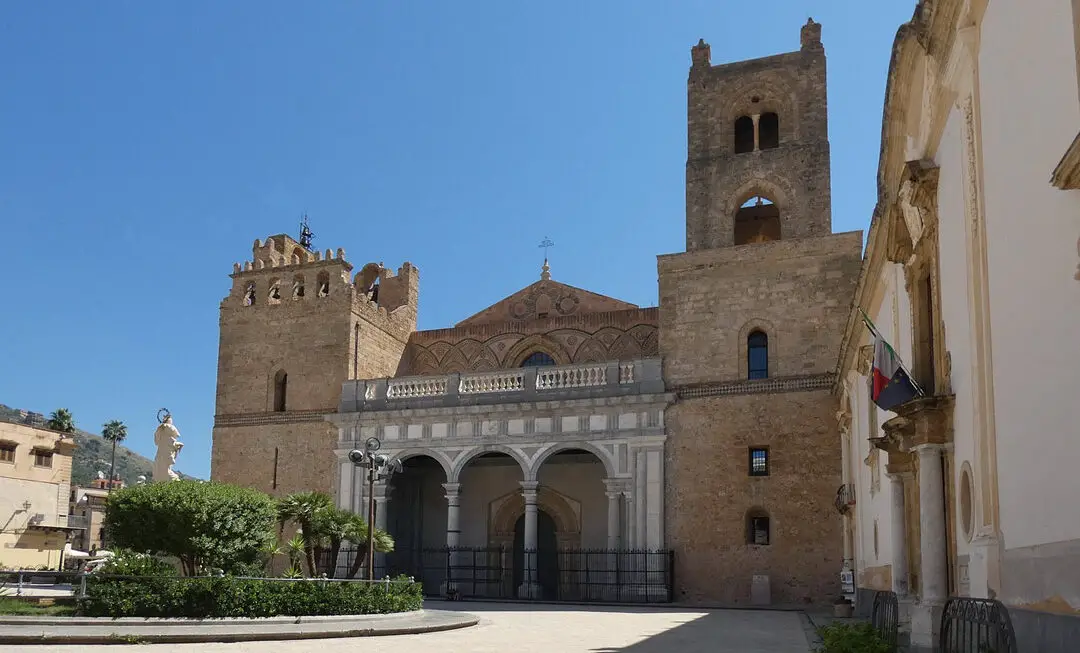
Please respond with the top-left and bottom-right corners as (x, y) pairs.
(317, 545), (674, 603)
(871, 589), (900, 652)
(939, 597), (1018, 653)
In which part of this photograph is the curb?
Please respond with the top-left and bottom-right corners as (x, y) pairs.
(0, 609), (480, 645)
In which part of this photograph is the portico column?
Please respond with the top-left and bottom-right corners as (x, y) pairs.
(372, 482), (389, 578)
(518, 481), (540, 598)
(443, 483), (461, 548)
(887, 473), (909, 596)
(603, 480), (622, 549)
(622, 490), (635, 549)
(915, 445), (947, 604)
(442, 483), (461, 595)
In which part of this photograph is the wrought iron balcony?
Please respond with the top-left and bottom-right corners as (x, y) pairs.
(340, 358), (665, 412)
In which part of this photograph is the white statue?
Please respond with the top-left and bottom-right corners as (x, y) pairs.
(152, 410), (183, 483)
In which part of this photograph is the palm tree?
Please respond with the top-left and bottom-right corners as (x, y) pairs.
(101, 420), (127, 495)
(276, 491), (334, 576)
(310, 507), (353, 578)
(344, 513), (395, 580)
(46, 408), (75, 433)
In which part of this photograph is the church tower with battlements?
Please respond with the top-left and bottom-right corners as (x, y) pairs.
(210, 232), (418, 496)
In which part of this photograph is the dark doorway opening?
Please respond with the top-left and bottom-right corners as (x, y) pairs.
(513, 509), (558, 599)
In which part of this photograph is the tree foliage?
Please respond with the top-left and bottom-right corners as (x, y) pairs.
(46, 408), (75, 433)
(101, 420), (127, 444)
(104, 480), (277, 576)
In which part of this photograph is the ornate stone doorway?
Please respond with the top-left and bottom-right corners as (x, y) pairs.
(513, 509), (558, 600)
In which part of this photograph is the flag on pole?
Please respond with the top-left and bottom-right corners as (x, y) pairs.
(858, 308), (924, 411)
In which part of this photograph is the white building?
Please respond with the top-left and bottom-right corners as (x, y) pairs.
(836, 1), (1080, 650)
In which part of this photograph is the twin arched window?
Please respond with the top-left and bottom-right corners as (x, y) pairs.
(747, 331), (768, 380)
(733, 112), (780, 153)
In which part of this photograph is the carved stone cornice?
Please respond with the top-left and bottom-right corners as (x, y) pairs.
(885, 450), (914, 476)
(1051, 132), (1080, 191)
(880, 394), (955, 450)
(889, 159), (940, 265)
(857, 345), (875, 375)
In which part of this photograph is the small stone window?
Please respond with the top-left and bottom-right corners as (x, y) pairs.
(273, 370), (288, 412)
(747, 330), (769, 379)
(268, 280), (282, 305)
(243, 282), (256, 306)
(0, 441), (15, 463)
(316, 271), (330, 298)
(292, 275), (305, 299)
(759, 112), (779, 149)
(747, 509), (770, 546)
(734, 115), (755, 154)
(33, 448), (53, 468)
(749, 447), (769, 476)
(520, 352), (556, 367)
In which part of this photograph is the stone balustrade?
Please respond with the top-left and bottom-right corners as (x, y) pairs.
(340, 358), (665, 412)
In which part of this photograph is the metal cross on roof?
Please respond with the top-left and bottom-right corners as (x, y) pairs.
(538, 237), (554, 260)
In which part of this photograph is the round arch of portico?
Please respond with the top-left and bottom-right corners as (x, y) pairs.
(526, 441), (617, 482)
(388, 448), (454, 481)
(448, 444), (530, 484)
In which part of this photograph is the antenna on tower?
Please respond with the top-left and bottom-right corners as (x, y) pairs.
(299, 214), (315, 250)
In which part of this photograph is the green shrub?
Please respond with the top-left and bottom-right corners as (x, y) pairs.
(79, 574), (422, 618)
(104, 480), (277, 576)
(815, 622), (891, 653)
(96, 550), (177, 577)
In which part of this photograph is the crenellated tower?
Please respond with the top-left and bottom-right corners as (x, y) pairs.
(211, 232), (419, 495)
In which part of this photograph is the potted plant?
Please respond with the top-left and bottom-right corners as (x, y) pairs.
(833, 595), (854, 618)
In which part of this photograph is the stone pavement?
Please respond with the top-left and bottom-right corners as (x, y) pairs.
(3, 601), (815, 652)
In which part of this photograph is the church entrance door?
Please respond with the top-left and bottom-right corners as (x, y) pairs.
(513, 510), (558, 599)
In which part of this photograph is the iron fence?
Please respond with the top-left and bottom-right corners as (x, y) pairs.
(317, 545), (674, 603)
(939, 597), (1018, 653)
(870, 589), (900, 652)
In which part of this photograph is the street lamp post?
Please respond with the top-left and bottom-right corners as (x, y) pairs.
(348, 437), (401, 581)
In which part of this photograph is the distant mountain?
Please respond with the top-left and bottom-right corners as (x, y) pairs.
(0, 403), (197, 486)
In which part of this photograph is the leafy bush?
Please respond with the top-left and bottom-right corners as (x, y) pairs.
(104, 480), (277, 576)
(96, 550), (177, 577)
(80, 574), (423, 618)
(815, 622), (891, 653)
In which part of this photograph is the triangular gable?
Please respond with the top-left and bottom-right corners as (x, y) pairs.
(456, 279), (639, 327)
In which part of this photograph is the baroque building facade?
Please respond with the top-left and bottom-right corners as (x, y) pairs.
(211, 20), (862, 606)
(835, 1), (1080, 651)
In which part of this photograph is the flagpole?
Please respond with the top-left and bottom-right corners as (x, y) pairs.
(856, 307), (926, 397)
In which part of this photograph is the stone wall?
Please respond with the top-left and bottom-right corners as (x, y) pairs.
(658, 233), (862, 386)
(664, 388), (843, 605)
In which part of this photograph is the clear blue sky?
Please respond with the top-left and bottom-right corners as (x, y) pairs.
(0, 1), (914, 480)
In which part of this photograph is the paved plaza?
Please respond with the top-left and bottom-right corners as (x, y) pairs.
(3, 602), (814, 653)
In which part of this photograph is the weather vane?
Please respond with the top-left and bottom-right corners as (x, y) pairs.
(538, 236), (554, 261)
(299, 214), (315, 250)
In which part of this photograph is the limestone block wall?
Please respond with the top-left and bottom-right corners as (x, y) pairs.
(658, 233), (863, 387)
(665, 388), (842, 605)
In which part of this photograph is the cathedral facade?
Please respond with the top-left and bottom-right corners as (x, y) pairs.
(211, 20), (862, 606)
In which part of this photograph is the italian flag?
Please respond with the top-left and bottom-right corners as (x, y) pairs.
(859, 308), (923, 412)
(869, 333), (921, 411)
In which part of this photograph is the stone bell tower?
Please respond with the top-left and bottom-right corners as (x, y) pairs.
(657, 20), (864, 606)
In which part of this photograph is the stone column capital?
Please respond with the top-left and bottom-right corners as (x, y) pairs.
(912, 442), (944, 455)
(520, 480), (539, 501)
(603, 477), (628, 494)
(442, 482), (461, 497)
